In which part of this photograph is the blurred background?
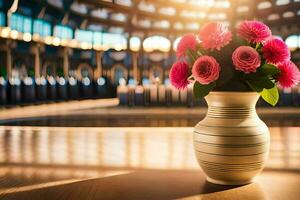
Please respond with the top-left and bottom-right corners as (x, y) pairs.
(0, 0), (299, 109)
(0, 1), (299, 199)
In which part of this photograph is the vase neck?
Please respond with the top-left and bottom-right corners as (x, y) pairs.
(204, 92), (259, 119)
(205, 92), (260, 108)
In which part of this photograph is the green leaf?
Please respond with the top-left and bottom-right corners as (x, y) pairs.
(193, 81), (216, 98)
(260, 86), (279, 106)
(247, 76), (275, 89)
(246, 80), (263, 92)
(258, 64), (280, 76)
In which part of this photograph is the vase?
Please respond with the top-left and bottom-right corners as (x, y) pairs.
(194, 92), (270, 185)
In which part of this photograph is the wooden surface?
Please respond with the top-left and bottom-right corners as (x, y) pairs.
(0, 98), (119, 121)
(0, 126), (299, 199)
(1, 106), (300, 127)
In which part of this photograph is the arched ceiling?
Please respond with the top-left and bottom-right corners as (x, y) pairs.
(16, 0), (300, 38)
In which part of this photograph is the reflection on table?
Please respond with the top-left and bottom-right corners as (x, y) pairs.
(0, 126), (299, 199)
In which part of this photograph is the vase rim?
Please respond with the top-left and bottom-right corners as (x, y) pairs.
(209, 91), (258, 95)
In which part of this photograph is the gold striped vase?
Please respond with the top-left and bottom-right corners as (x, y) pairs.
(194, 92), (270, 185)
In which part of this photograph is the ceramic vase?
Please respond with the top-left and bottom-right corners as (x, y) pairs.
(194, 92), (270, 185)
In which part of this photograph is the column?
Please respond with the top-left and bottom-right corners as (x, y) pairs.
(132, 52), (138, 83)
(6, 41), (12, 78)
(34, 44), (40, 78)
(63, 47), (69, 79)
(95, 51), (103, 80)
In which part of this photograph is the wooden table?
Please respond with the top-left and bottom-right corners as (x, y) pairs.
(0, 126), (299, 199)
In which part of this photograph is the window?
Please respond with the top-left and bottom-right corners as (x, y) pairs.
(10, 13), (32, 33)
(285, 35), (299, 51)
(143, 36), (171, 52)
(93, 32), (102, 45)
(276, 0), (290, 6)
(282, 11), (294, 18)
(0, 12), (4, 26)
(75, 29), (93, 44)
(268, 14), (280, 21)
(257, 1), (272, 9)
(130, 37), (141, 51)
(102, 33), (127, 50)
(173, 37), (181, 51)
(53, 25), (73, 39)
(115, 0), (132, 6)
(33, 19), (51, 37)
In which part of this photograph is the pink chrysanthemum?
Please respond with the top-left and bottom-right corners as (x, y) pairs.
(199, 22), (232, 51)
(169, 61), (190, 89)
(192, 56), (220, 85)
(262, 38), (290, 64)
(237, 20), (272, 43)
(232, 46), (261, 74)
(277, 61), (300, 89)
(176, 33), (198, 58)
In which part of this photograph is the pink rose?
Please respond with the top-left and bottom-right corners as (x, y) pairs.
(262, 38), (290, 64)
(277, 61), (300, 89)
(237, 20), (272, 43)
(192, 56), (220, 85)
(199, 22), (232, 51)
(169, 61), (190, 89)
(232, 46), (261, 73)
(176, 33), (198, 58)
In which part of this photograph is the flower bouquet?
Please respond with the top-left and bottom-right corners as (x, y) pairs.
(169, 21), (300, 106)
(170, 21), (300, 185)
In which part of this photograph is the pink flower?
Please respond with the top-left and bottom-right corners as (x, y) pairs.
(169, 61), (190, 89)
(199, 22), (232, 51)
(277, 61), (300, 89)
(176, 33), (198, 58)
(262, 38), (290, 64)
(237, 20), (272, 43)
(192, 56), (220, 85)
(232, 46), (261, 73)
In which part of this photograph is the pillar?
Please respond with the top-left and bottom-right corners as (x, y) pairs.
(6, 41), (12, 78)
(63, 47), (69, 79)
(132, 52), (138, 83)
(34, 44), (40, 78)
(95, 51), (103, 80)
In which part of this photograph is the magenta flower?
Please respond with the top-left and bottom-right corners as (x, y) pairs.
(176, 33), (198, 58)
(237, 20), (272, 43)
(169, 61), (190, 89)
(192, 56), (220, 85)
(262, 38), (290, 64)
(232, 46), (261, 74)
(277, 61), (300, 89)
(199, 22), (232, 51)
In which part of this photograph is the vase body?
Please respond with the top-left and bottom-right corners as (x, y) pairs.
(194, 92), (270, 185)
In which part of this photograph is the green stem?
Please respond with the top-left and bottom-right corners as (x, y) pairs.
(187, 49), (197, 63)
(255, 43), (260, 50)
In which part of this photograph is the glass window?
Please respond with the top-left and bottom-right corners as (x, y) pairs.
(285, 35), (298, 51)
(23, 17), (32, 33)
(143, 36), (171, 52)
(129, 36), (141, 51)
(10, 13), (32, 33)
(53, 25), (73, 39)
(75, 29), (93, 44)
(102, 33), (127, 50)
(93, 32), (102, 45)
(33, 19), (51, 37)
(172, 37), (181, 51)
(0, 12), (4, 26)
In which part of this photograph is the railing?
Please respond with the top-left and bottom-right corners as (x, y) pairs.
(117, 84), (300, 107)
(0, 76), (116, 106)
